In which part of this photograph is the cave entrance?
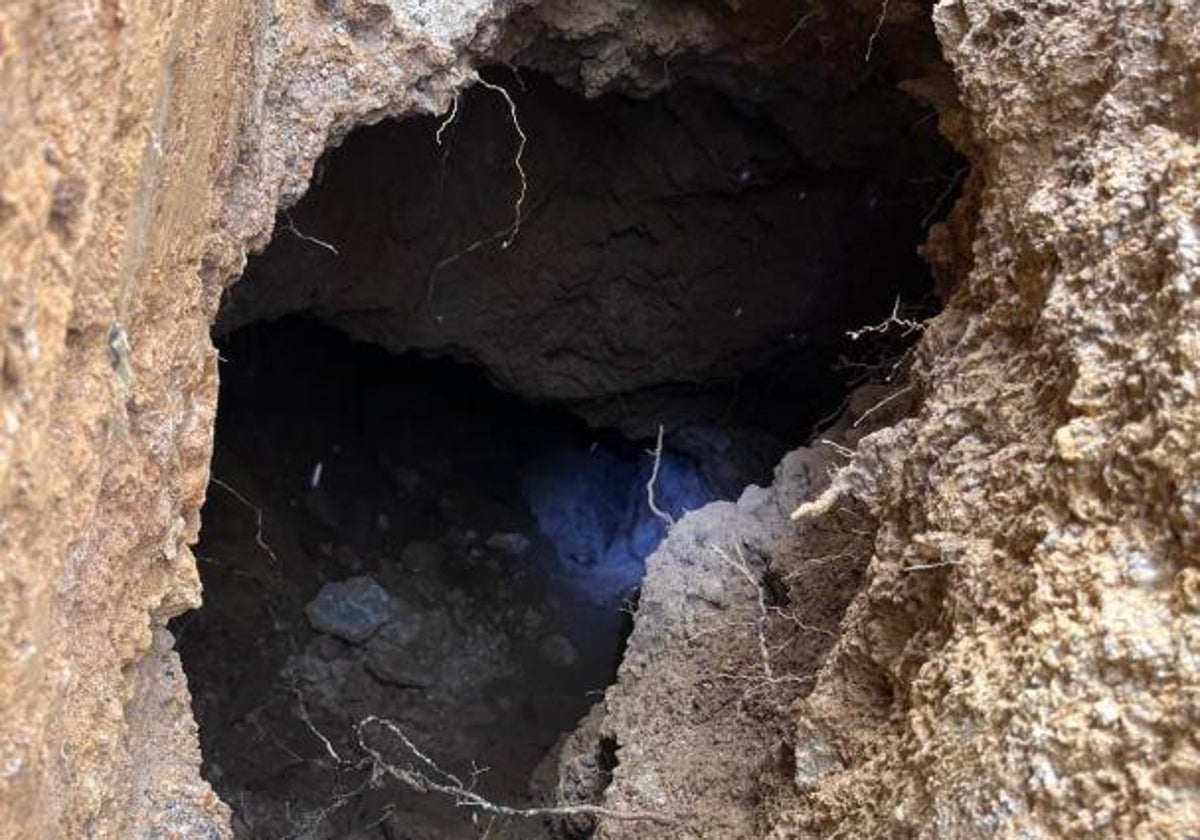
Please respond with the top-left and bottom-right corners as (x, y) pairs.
(176, 317), (690, 837)
(176, 63), (963, 839)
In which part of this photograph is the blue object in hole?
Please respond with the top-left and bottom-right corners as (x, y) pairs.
(520, 437), (713, 603)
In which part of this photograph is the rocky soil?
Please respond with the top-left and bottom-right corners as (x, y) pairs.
(0, 1), (1197, 839)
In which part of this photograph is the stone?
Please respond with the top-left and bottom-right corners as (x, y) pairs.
(304, 577), (393, 643)
(361, 596), (437, 687)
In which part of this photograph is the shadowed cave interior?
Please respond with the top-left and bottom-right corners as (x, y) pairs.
(172, 67), (963, 839)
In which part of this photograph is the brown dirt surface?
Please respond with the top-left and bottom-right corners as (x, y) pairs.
(766, 2), (1200, 837)
(555, 387), (910, 838)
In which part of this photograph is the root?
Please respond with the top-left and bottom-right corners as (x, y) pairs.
(282, 211), (338, 256)
(714, 545), (775, 682)
(864, 0), (890, 63)
(852, 383), (915, 429)
(288, 684), (343, 764)
(208, 475), (279, 565)
(845, 296), (924, 342)
(818, 438), (855, 459)
(777, 9), (816, 49)
(278, 704), (679, 834)
(646, 424), (676, 529)
(424, 74), (529, 310)
(354, 715), (678, 826)
(435, 93), (460, 147)
(472, 74), (528, 249)
(921, 165), (969, 228)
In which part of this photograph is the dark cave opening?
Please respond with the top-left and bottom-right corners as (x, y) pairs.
(175, 318), (694, 837)
(175, 63), (964, 840)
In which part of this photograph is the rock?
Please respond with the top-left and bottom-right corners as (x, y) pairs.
(486, 532), (531, 556)
(539, 634), (578, 668)
(362, 608), (427, 687)
(305, 577), (393, 643)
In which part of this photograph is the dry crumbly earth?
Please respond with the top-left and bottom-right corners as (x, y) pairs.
(1, 1), (1198, 839)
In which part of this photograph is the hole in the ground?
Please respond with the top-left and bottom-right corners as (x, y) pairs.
(176, 318), (692, 836)
(175, 60), (964, 839)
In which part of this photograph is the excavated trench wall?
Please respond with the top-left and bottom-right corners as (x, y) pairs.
(0, 1), (1197, 839)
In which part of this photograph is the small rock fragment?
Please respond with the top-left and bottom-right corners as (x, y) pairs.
(305, 577), (393, 643)
(364, 615), (431, 687)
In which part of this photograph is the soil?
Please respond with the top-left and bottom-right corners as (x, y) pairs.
(215, 70), (958, 436)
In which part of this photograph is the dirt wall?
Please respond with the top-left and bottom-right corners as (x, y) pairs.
(768, 2), (1200, 836)
(0, 2), (502, 836)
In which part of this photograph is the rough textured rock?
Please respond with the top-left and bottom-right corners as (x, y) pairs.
(305, 577), (394, 643)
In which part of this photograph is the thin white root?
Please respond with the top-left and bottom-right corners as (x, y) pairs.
(283, 212), (338, 256)
(435, 94), (460, 146)
(777, 9), (816, 49)
(922, 165), (969, 228)
(715, 545), (775, 682)
(472, 74), (528, 249)
(769, 606), (837, 639)
(864, 0), (890, 63)
(424, 75), (530, 304)
(289, 685), (344, 764)
(646, 424), (675, 529)
(782, 552), (860, 579)
(818, 438), (855, 459)
(845, 296), (924, 341)
(209, 476), (279, 565)
(852, 384), (915, 429)
(355, 716), (677, 826)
